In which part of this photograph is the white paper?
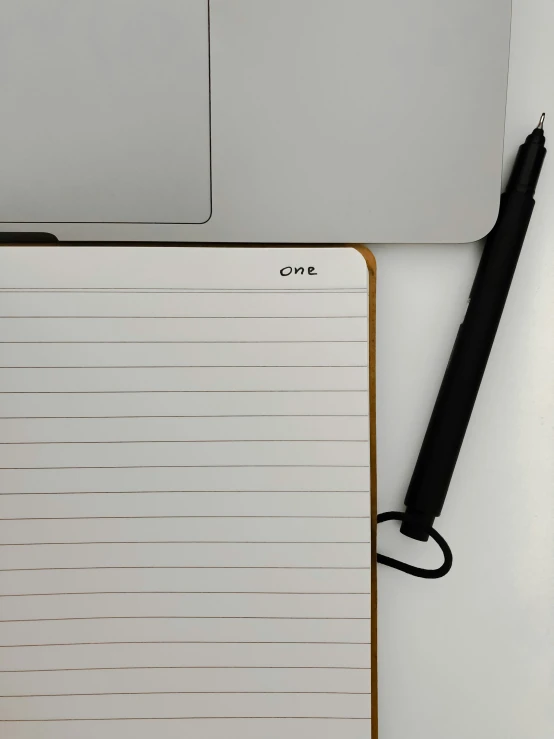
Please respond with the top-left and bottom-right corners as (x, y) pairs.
(0, 247), (371, 738)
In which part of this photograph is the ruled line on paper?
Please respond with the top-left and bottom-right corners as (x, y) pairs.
(0, 366), (369, 369)
(0, 564), (369, 576)
(0, 691), (372, 697)
(0, 617), (372, 623)
(0, 592), (371, 597)
(0, 515), (371, 521)
(0, 441), (369, 446)
(0, 542), (371, 547)
(0, 490), (370, 496)
(0, 667), (372, 673)
(0, 390), (368, 394)
(0, 718), (372, 723)
(0, 718), (372, 722)
(0, 289), (368, 294)
(0, 465), (370, 470)
(0, 315), (367, 319)
(0, 339), (367, 345)
(0, 415), (368, 420)
(0, 641), (371, 648)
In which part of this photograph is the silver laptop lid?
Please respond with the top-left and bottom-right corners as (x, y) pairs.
(0, 0), (511, 243)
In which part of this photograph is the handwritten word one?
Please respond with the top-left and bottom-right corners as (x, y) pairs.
(280, 266), (318, 277)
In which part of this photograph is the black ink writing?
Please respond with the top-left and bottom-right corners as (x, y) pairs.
(280, 266), (318, 277)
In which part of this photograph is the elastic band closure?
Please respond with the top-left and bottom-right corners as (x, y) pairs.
(376, 511), (453, 579)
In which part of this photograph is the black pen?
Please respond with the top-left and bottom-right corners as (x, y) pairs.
(400, 115), (547, 542)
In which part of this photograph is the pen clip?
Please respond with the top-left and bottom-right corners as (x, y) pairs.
(376, 511), (453, 579)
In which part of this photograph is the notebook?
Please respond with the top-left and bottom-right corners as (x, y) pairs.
(0, 245), (377, 738)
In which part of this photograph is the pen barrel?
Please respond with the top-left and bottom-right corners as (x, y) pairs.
(401, 191), (535, 541)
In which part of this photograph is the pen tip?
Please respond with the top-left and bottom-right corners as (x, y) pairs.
(537, 112), (546, 130)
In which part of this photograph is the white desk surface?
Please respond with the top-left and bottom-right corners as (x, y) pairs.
(372, 1), (554, 737)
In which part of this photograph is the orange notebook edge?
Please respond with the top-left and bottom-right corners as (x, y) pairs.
(354, 245), (378, 739)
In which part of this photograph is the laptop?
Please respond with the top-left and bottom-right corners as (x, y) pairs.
(0, 0), (511, 243)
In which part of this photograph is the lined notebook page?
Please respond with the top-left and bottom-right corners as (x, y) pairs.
(0, 246), (372, 738)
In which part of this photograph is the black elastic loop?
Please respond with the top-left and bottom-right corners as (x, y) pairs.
(376, 511), (453, 579)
